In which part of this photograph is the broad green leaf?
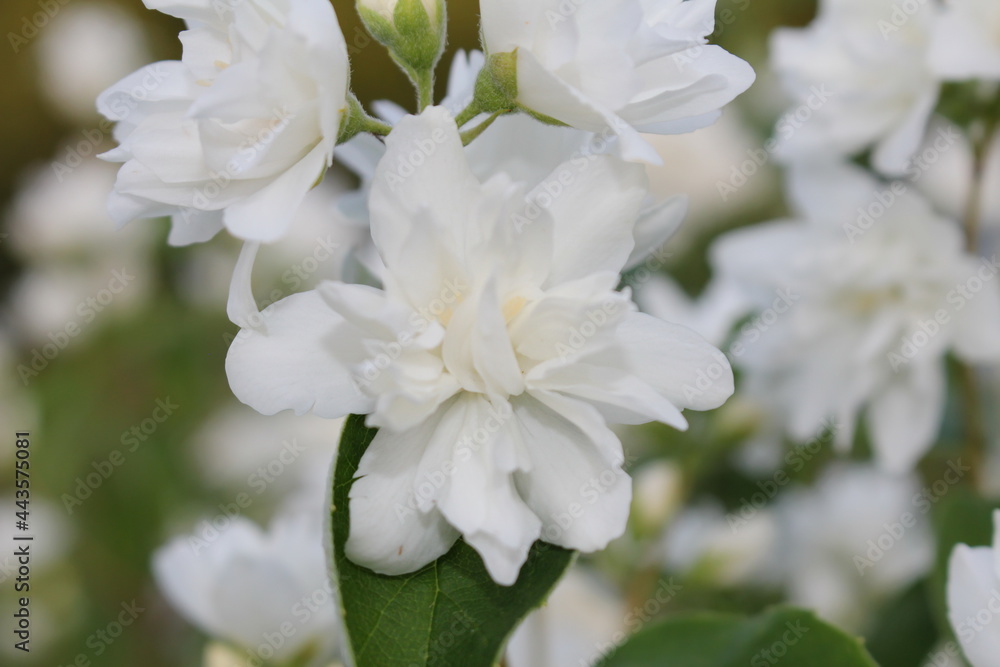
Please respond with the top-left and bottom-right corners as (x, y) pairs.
(596, 607), (879, 667)
(330, 414), (575, 667)
(929, 488), (1000, 633)
(864, 581), (938, 667)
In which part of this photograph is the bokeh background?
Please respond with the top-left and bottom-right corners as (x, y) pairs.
(3, 1), (995, 666)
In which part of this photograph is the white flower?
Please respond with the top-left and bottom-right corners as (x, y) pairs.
(505, 567), (625, 667)
(931, 0), (1000, 80)
(478, 0), (755, 164)
(153, 509), (338, 663)
(225, 107), (733, 585)
(770, 0), (939, 174)
(709, 161), (1000, 472)
(777, 464), (934, 630)
(37, 3), (150, 122)
(97, 0), (350, 245)
(948, 511), (1000, 667)
(663, 501), (780, 587)
(336, 50), (691, 281)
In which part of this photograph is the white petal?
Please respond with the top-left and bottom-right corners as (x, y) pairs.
(513, 393), (632, 552)
(623, 45), (756, 130)
(948, 544), (1000, 667)
(167, 208), (224, 245)
(223, 144), (328, 242)
(433, 396), (542, 586)
(479, 0), (547, 52)
(616, 312), (734, 412)
(868, 363), (946, 474)
(227, 242), (261, 329)
(625, 195), (687, 271)
(871, 88), (938, 176)
(953, 268), (1000, 363)
(225, 290), (374, 418)
(516, 50), (663, 164)
(346, 403), (463, 576)
(369, 107), (480, 278)
(542, 155), (648, 286)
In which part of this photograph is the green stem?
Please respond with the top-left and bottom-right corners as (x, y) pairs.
(958, 116), (998, 493)
(416, 69), (435, 111)
(461, 111), (504, 145)
(454, 101), (483, 128)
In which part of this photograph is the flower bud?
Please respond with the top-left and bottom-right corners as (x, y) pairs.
(357, 0), (446, 75)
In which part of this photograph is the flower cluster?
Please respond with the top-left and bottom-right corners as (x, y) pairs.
(99, 0), (749, 588)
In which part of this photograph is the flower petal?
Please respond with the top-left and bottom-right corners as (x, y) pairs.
(615, 311), (734, 412)
(513, 393), (631, 552)
(346, 403), (464, 576)
(541, 155), (648, 287)
(225, 290), (374, 418)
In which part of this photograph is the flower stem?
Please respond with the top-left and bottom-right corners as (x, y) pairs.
(454, 101), (483, 128)
(958, 116), (998, 493)
(416, 69), (435, 111)
(461, 111), (504, 145)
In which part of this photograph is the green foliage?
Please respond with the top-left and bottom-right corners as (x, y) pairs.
(330, 415), (575, 667)
(597, 607), (879, 667)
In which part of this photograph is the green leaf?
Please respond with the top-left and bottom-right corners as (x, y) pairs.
(330, 415), (575, 667)
(928, 488), (1000, 633)
(596, 607), (879, 667)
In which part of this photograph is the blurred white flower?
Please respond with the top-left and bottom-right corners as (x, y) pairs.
(631, 460), (686, 534)
(632, 274), (747, 348)
(776, 464), (934, 630)
(98, 0), (350, 245)
(662, 501), (779, 587)
(931, 0), (1000, 80)
(5, 156), (156, 344)
(36, 3), (150, 122)
(506, 566), (626, 667)
(914, 118), (1000, 231)
(709, 161), (1000, 472)
(478, 0), (755, 164)
(770, 0), (938, 174)
(226, 108), (733, 585)
(154, 508), (338, 664)
(948, 511), (1000, 667)
(190, 402), (342, 505)
(177, 172), (375, 311)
